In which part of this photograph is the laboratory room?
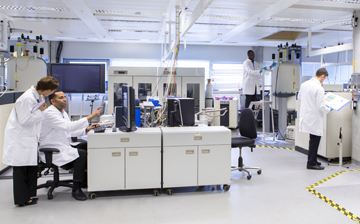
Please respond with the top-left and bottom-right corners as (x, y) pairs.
(1, 0), (360, 224)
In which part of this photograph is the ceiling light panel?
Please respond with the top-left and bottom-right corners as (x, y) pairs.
(10, 16), (80, 20)
(268, 17), (325, 23)
(94, 10), (163, 16)
(100, 19), (161, 23)
(0, 5), (69, 12)
(108, 30), (158, 33)
(311, 0), (360, 4)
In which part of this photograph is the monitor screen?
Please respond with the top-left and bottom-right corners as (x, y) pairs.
(49, 63), (105, 93)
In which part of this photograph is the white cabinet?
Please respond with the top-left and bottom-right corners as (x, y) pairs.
(88, 128), (162, 192)
(162, 126), (231, 188)
(88, 148), (125, 192)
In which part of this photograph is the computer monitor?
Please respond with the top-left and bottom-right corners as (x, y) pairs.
(119, 85), (137, 132)
(167, 98), (195, 127)
(48, 63), (105, 93)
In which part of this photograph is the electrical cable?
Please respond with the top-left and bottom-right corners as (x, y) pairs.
(0, 85), (7, 98)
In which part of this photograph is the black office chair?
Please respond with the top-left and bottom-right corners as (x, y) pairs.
(231, 108), (261, 180)
(37, 148), (73, 200)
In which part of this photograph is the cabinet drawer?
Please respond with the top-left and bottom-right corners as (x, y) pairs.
(88, 128), (161, 148)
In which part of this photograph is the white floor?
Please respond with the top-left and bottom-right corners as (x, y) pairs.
(0, 142), (359, 224)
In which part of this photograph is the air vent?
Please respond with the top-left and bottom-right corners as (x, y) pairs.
(194, 22), (237, 26)
(11, 16), (80, 20)
(259, 31), (324, 41)
(0, 5), (69, 12)
(100, 19), (161, 23)
(94, 10), (163, 16)
(268, 17), (325, 23)
(255, 25), (307, 29)
(109, 29), (158, 33)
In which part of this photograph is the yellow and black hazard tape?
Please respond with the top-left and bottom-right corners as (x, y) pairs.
(306, 169), (360, 223)
(256, 145), (294, 151)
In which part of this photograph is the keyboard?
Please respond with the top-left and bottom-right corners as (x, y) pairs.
(94, 126), (106, 133)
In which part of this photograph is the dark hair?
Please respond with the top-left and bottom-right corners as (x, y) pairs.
(316, 68), (328, 77)
(247, 50), (254, 56)
(36, 76), (59, 91)
(48, 90), (62, 102)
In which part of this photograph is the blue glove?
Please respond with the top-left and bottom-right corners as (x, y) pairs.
(260, 66), (267, 73)
(329, 106), (333, 111)
(270, 62), (277, 68)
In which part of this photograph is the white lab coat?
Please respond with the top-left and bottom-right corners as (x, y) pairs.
(39, 105), (89, 166)
(2, 86), (44, 166)
(243, 58), (262, 95)
(298, 78), (330, 136)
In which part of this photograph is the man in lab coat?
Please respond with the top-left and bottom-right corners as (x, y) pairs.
(39, 91), (102, 200)
(243, 50), (262, 108)
(298, 68), (331, 170)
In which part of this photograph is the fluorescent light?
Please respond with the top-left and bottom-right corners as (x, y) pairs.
(187, 32), (222, 35)
(200, 14), (248, 20)
(108, 29), (158, 33)
(312, 0), (360, 4)
(268, 17), (325, 23)
(94, 10), (163, 16)
(55, 37), (99, 40)
(0, 5), (69, 12)
(100, 19), (160, 23)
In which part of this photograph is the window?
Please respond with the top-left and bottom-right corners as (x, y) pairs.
(301, 62), (352, 84)
(210, 63), (243, 94)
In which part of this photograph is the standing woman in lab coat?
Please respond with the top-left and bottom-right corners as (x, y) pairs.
(2, 76), (59, 206)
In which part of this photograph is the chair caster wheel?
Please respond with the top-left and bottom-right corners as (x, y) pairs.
(48, 195), (53, 200)
(89, 192), (97, 200)
(166, 189), (172, 196)
(153, 190), (159, 196)
(257, 170), (262, 175)
(223, 184), (230, 191)
(247, 175), (252, 180)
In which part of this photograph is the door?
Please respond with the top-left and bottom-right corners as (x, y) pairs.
(181, 76), (204, 113)
(163, 146), (198, 188)
(108, 75), (132, 114)
(88, 148), (125, 191)
(125, 147), (161, 189)
(198, 145), (231, 186)
(133, 76), (157, 102)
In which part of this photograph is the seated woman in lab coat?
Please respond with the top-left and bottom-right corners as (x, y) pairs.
(39, 91), (102, 201)
(2, 76), (59, 206)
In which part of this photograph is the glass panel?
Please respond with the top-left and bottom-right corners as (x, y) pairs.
(138, 83), (152, 102)
(114, 83), (127, 107)
(187, 83), (200, 113)
(163, 83), (177, 97)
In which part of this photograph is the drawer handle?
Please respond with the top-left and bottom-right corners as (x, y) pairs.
(129, 151), (138, 156)
(112, 152), (121, 157)
(202, 149), (210, 154)
(194, 136), (202, 140)
(121, 138), (130, 142)
(186, 150), (194, 154)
